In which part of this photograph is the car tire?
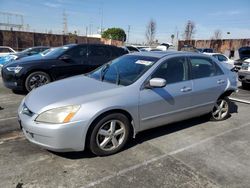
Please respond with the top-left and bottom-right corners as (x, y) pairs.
(25, 71), (51, 92)
(89, 113), (131, 156)
(210, 97), (230, 121)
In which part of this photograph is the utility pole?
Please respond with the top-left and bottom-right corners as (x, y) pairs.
(127, 25), (130, 44)
(62, 10), (68, 35)
(99, 2), (104, 34)
(85, 27), (88, 36)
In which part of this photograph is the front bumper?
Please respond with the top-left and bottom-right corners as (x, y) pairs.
(1, 68), (24, 90)
(238, 71), (250, 84)
(18, 109), (89, 152)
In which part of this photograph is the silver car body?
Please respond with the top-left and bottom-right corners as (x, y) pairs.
(18, 52), (237, 152)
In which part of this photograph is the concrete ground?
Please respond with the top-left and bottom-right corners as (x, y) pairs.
(0, 78), (250, 188)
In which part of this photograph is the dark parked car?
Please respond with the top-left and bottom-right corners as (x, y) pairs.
(234, 46), (250, 70)
(0, 46), (50, 67)
(180, 45), (199, 53)
(1, 44), (128, 92)
(14, 46), (50, 59)
(197, 48), (214, 53)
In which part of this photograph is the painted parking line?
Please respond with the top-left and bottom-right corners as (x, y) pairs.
(0, 116), (17, 122)
(229, 97), (250, 105)
(0, 131), (24, 144)
(82, 122), (250, 188)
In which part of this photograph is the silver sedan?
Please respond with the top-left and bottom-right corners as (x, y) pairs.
(18, 52), (237, 156)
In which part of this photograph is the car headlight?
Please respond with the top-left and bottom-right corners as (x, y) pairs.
(35, 105), (81, 124)
(6, 66), (23, 74)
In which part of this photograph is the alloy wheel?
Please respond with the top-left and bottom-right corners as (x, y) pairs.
(212, 99), (229, 120)
(96, 120), (126, 151)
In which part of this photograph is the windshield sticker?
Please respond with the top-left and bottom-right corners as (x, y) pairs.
(135, 60), (153, 66)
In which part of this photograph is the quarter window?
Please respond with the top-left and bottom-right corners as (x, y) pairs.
(0, 48), (12, 53)
(151, 57), (188, 84)
(217, 55), (227, 62)
(190, 57), (223, 79)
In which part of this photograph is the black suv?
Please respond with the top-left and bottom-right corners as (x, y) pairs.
(1, 44), (128, 91)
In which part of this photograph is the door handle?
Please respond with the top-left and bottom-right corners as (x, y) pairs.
(181, 87), (192, 92)
(217, 79), (225, 84)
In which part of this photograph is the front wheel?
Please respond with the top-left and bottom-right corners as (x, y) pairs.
(89, 113), (131, 156)
(25, 71), (51, 92)
(210, 97), (230, 121)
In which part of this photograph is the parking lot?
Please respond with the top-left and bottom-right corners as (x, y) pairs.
(0, 78), (250, 188)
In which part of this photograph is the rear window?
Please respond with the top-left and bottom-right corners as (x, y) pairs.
(0, 48), (12, 53)
(190, 57), (223, 79)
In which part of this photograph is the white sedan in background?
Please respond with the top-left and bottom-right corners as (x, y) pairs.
(204, 53), (235, 70)
(0, 46), (16, 57)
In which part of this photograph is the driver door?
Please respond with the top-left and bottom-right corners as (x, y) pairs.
(52, 45), (88, 79)
(139, 56), (193, 131)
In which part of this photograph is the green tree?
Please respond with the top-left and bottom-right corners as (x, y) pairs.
(102, 28), (126, 42)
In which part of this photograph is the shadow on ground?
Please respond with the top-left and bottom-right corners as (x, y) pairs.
(12, 90), (27, 95)
(52, 102), (238, 159)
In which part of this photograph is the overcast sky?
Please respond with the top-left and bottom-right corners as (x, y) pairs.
(1, 0), (250, 44)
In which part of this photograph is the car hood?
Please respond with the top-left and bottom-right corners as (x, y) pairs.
(5, 54), (52, 66)
(24, 75), (122, 113)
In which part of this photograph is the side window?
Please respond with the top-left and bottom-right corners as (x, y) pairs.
(89, 46), (111, 58)
(0, 48), (11, 53)
(217, 55), (227, 62)
(190, 57), (223, 79)
(152, 57), (188, 84)
(65, 46), (87, 58)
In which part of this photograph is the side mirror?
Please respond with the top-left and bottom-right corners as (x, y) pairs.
(146, 78), (166, 88)
(59, 54), (71, 61)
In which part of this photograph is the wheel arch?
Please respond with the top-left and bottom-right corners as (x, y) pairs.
(24, 68), (53, 81)
(218, 89), (235, 99)
(85, 109), (135, 149)
(23, 69), (53, 91)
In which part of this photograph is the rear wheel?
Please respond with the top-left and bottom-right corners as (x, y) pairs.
(25, 71), (51, 92)
(89, 113), (131, 156)
(211, 97), (230, 121)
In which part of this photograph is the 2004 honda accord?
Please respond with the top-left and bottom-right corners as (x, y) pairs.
(18, 51), (237, 156)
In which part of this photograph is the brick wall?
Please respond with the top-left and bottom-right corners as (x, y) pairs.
(178, 39), (250, 53)
(0, 30), (123, 51)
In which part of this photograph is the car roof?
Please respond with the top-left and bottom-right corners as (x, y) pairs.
(203, 52), (223, 56)
(0, 46), (13, 49)
(127, 51), (205, 59)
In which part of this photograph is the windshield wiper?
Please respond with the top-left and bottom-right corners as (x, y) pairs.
(100, 64), (110, 81)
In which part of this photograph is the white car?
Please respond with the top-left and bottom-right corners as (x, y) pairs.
(238, 58), (250, 89)
(0, 46), (16, 57)
(156, 43), (173, 51)
(204, 53), (235, 70)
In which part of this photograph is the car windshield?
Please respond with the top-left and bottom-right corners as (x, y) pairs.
(87, 55), (159, 86)
(40, 46), (72, 57)
(21, 48), (32, 53)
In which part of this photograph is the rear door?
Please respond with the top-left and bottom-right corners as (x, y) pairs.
(188, 56), (227, 115)
(139, 56), (193, 131)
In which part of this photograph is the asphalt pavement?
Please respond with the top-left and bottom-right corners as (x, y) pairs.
(0, 78), (250, 188)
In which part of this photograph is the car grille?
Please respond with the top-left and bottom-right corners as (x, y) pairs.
(22, 103), (34, 117)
